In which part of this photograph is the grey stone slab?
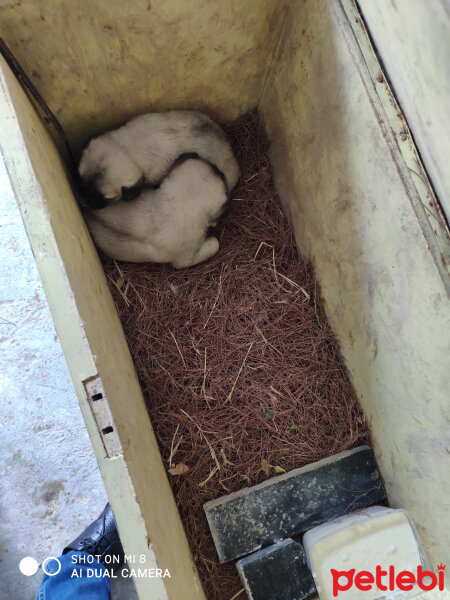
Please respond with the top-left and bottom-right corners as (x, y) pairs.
(236, 539), (316, 600)
(204, 445), (385, 562)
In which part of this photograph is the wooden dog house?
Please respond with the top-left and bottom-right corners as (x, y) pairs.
(0, 1), (448, 597)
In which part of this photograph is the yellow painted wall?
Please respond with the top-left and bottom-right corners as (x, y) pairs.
(0, 55), (205, 599)
(261, 0), (450, 567)
(0, 0), (290, 153)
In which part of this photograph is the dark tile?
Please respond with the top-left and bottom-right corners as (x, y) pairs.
(204, 445), (385, 562)
(236, 539), (316, 600)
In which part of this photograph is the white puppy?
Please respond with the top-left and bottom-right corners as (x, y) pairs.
(83, 156), (228, 268)
(78, 110), (239, 208)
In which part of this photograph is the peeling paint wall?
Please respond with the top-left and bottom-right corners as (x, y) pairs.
(0, 0), (290, 153)
(358, 0), (450, 223)
(260, 0), (450, 567)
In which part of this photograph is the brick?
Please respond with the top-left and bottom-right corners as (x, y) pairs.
(236, 539), (316, 600)
(204, 445), (385, 562)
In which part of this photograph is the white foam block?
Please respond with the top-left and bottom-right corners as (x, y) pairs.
(303, 507), (428, 599)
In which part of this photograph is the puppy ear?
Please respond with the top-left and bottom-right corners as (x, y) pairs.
(121, 185), (138, 202)
(121, 185), (131, 201)
(121, 175), (149, 202)
(219, 199), (232, 219)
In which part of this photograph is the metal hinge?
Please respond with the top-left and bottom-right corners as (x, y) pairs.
(83, 376), (123, 458)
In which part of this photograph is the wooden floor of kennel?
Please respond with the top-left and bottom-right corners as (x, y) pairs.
(0, 1), (449, 598)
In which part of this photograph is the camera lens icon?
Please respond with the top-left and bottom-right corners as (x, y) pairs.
(42, 557), (62, 576)
(20, 555), (62, 577)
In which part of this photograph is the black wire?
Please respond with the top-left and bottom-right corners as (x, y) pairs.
(0, 36), (77, 172)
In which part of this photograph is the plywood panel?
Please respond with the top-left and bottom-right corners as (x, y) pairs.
(260, 0), (450, 567)
(0, 0), (290, 152)
(0, 55), (206, 599)
(358, 0), (450, 223)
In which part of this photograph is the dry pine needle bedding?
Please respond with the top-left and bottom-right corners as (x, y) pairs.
(102, 112), (369, 599)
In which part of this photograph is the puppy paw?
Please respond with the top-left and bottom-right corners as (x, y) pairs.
(171, 237), (220, 269)
(203, 236), (219, 256)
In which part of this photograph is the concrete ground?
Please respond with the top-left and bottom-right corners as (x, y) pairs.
(0, 158), (137, 599)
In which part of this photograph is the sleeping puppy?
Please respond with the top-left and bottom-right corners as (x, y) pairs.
(78, 110), (239, 208)
(83, 155), (229, 268)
